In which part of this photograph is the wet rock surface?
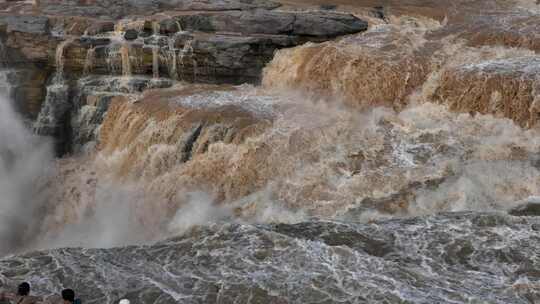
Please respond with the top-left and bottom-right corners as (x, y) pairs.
(509, 198), (540, 216)
(0, 15), (49, 35)
(0, 1), (540, 303)
(0, 2), (368, 84)
(38, 0), (282, 19)
(0, 0), (538, 130)
(174, 10), (368, 37)
(0, 68), (47, 118)
(0, 0), (369, 154)
(69, 76), (174, 152)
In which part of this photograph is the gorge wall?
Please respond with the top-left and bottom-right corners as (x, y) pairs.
(0, 0), (539, 303)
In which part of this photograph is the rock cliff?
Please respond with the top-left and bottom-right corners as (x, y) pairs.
(0, 0), (368, 153)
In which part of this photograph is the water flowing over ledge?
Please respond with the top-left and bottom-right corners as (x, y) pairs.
(0, 0), (539, 303)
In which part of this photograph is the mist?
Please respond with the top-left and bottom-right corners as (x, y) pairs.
(2, 81), (540, 256)
(0, 93), (53, 255)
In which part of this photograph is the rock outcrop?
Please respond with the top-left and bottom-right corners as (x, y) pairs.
(1, 0), (540, 153)
(173, 10), (368, 38)
(509, 198), (540, 217)
(0, 4), (368, 83)
(263, 0), (540, 127)
(0, 0), (368, 154)
(0, 14), (52, 64)
(0, 68), (47, 118)
(70, 76), (174, 151)
(38, 0), (282, 19)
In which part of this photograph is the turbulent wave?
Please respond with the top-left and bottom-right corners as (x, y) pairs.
(2, 24), (540, 262)
(262, 17), (540, 127)
(1, 213), (539, 303)
(1, 2), (537, 253)
(0, 0), (540, 303)
(19, 84), (540, 253)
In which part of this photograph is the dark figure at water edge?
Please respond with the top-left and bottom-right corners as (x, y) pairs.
(0, 282), (40, 304)
(61, 289), (77, 304)
(40, 289), (80, 304)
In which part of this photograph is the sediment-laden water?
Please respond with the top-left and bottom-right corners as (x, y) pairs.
(0, 0), (539, 303)
(1, 213), (540, 303)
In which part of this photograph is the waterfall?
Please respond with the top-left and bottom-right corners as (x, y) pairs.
(106, 45), (120, 75)
(33, 84), (70, 139)
(83, 47), (96, 76)
(120, 44), (131, 77)
(53, 38), (73, 83)
(152, 45), (159, 79)
(34, 39), (72, 151)
(0, 71), (12, 98)
(175, 21), (183, 32)
(179, 39), (194, 81)
(152, 21), (160, 36)
(164, 36), (177, 80)
(106, 20), (135, 77)
(107, 43), (132, 76)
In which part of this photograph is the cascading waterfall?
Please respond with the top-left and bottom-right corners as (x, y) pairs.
(106, 20), (135, 77)
(106, 45), (118, 75)
(179, 39), (195, 80)
(106, 43), (132, 77)
(18, 6), (539, 248)
(106, 45), (121, 75)
(152, 45), (159, 79)
(1, 0), (540, 302)
(0, 71), (12, 98)
(83, 47), (96, 76)
(52, 38), (73, 83)
(34, 39), (72, 143)
(150, 21), (163, 79)
(164, 36), (178, 80)
(120, 44), (131, 77)
(151, 21), (160, 36)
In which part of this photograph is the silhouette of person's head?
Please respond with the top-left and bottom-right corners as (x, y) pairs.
(17, 282), (30, 296)
(62, 289), (75, 303)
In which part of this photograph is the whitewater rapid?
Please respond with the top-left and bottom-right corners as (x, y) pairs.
(1, 213), (540, 303)
(0, 0), (539, 302)
(1, 78), (540, 252)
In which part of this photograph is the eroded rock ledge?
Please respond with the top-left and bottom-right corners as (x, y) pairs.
(1, 0), (540, 156)
(0, 1), (368, 83)
(0, 0), (368, 154)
